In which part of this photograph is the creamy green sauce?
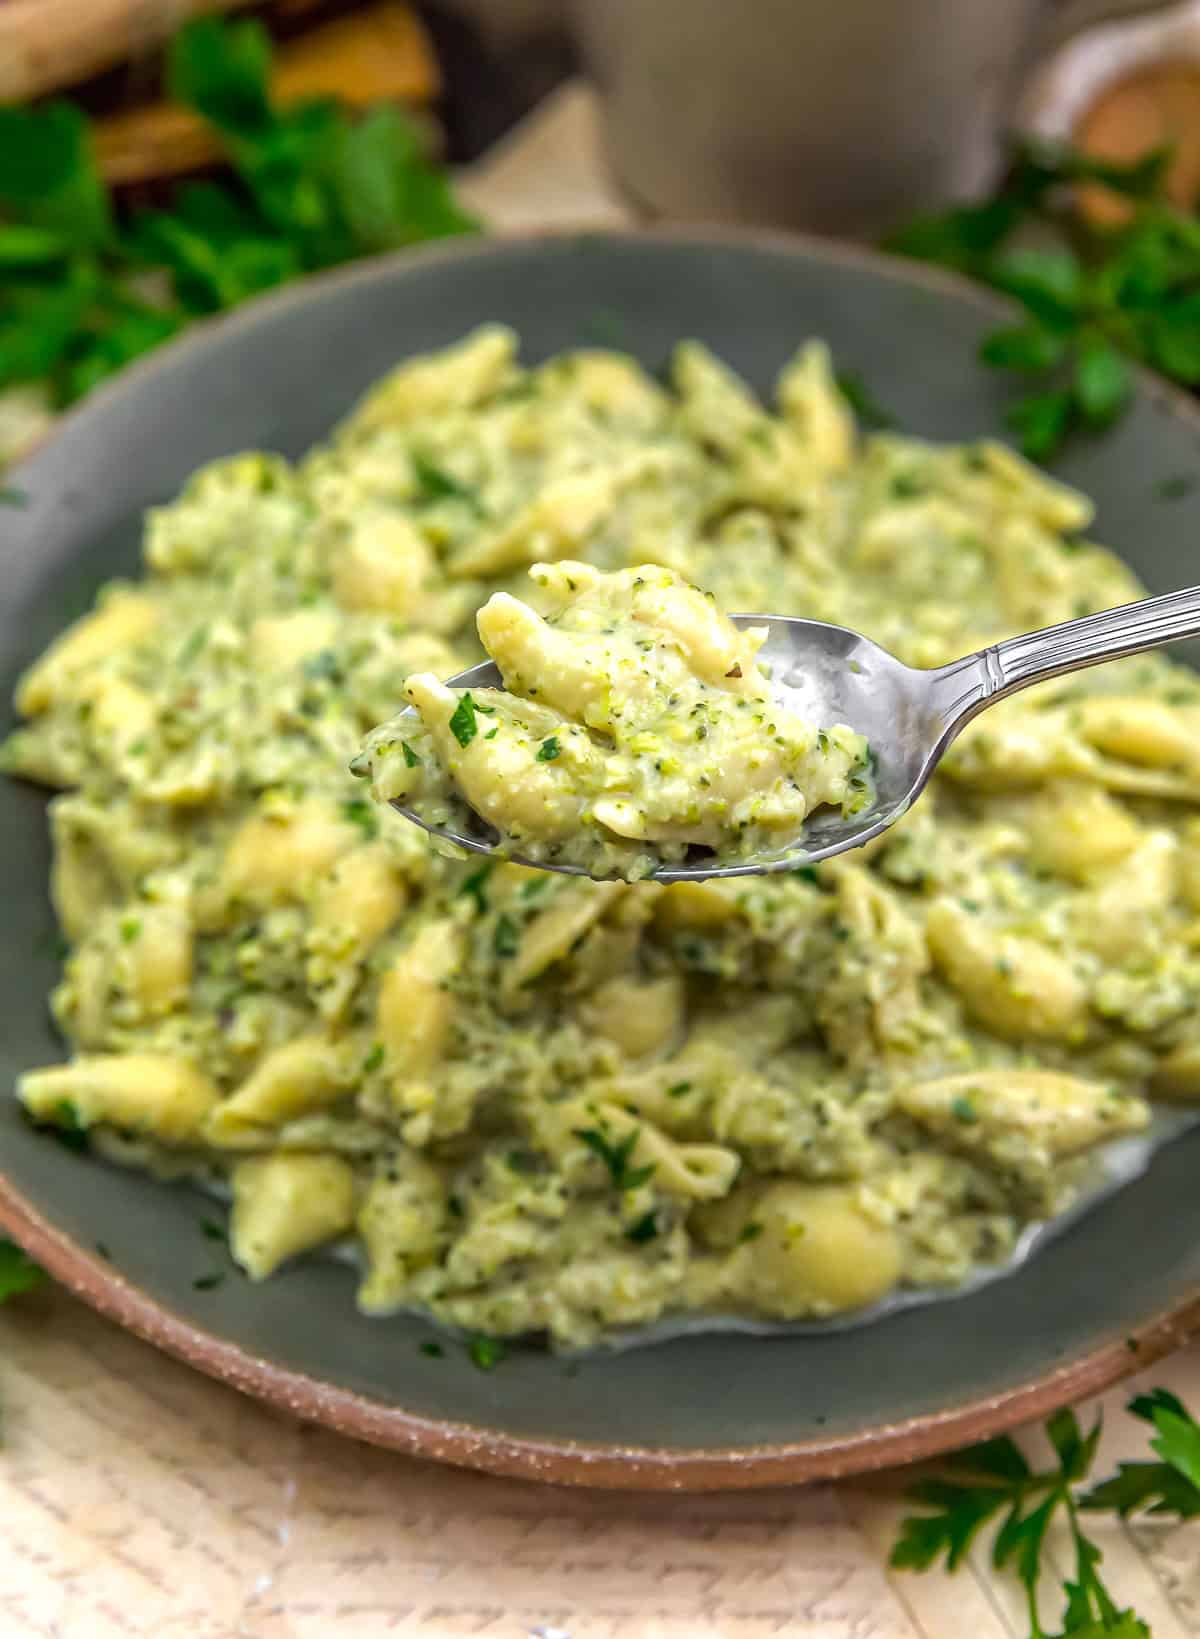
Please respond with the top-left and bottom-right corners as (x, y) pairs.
(6, 325), (1200, 1349)
(355, 561), (871, 879)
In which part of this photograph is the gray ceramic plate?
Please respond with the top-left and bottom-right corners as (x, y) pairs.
(3, 230), (1200, 1491)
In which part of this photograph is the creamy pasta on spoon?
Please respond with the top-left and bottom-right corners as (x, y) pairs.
(353, 562), (872, 879)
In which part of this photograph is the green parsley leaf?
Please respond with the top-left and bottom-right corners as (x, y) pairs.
(362, 1043), (385, 1074)
(411, 453), (481, 509)
(118, 916), (142, 944)
(342, 798), (379, 840)
(36, 1099), (89, 1153)
(448, 692), (479, 748)
(1006, 390), (1073, 461)
(890, 1478), (1012, 1572)
(493, 913), (520, 958)
(626, 1210), (659, 1244)
(402, 741), (421, 768)
(536, 737), (561, 762)
(573, 1126), (656, 1192)
(459, 862), (493, 913)
(990, 246), (1083, 326)
(738, 1222), (763, 1244)
(419, 1340), (444, 1359)
(1074, 336), (1131, 425)
(302, 649), (341, 683)
(893, 1390), (1200, 1638)
(950, 1095), (979, 1125)
(330, 106), (479, 250)
(666, 1081), (692, 1099)
(978, 324), (1066, 372)
(467, 1334), (507, 1371)
(0, 1238), (44, 1302)
(835, 369), (894, 429)
(200, 1218), (226, 1243)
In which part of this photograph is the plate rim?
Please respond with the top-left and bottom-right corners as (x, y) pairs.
(4, 222), (1199, 1490)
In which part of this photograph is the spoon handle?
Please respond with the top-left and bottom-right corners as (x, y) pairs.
(932, 584), (1200, 730)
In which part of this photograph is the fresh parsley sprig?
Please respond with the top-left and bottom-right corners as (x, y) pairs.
(0, 15), (477, 414)
(886, 140), (1200, 459)
(0, 1238), (44, 1302)
(892, 1390), (1200, 1637)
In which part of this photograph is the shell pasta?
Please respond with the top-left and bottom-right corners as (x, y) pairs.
(4, 327), (1196, 1348)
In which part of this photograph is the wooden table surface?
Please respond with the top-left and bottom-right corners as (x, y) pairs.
(3, 84), (1199, 1639)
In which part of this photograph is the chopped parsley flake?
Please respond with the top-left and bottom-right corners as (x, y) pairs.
(118, 916), (141, 943)
(39, 1099), (88, 1153)
(401, 741), (421, 768)
(951, 1096), (980, 1125)
(459, 863), (493, 913)
(467, 1334), (507, 1370)
(448, 692), (479, 747)
(419, 1340), (445, 1358)
(493, 913), (520, 958)
(574, 1126), (656, 1191)
(536, 737), (561, 762)
(626, 1210), (659, 1244)
(412, 453), (481, 510)
(362, 1043), (385, 1074)
(342, 799), (378, 839)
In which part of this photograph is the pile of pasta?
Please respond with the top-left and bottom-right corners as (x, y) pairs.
(6, 326), (1200, 1347)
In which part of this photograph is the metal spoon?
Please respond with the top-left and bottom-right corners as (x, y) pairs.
(388, 584), (1200, 882)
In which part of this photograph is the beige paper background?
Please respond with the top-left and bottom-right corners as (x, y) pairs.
(2, 84), (1198, 1638)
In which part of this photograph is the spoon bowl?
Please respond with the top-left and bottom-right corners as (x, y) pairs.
(387, 585), (1200, 880)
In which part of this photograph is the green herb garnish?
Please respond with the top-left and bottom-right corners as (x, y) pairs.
(0, 17), (477, 421)
(302, 649), (341, 683)
(411, 453), (480, 509)
(0, 1238), (44, 1301)
(836, 370), (894, 430)
(362, 1042), (385, 1074)
(200, 1218), (226, 1243)
(950, 1096), (979, 1125)
(40, 1098), (88, 1153)
(884, 140), (1200, 459)
(738, 1222), (764, 1244)
(493, 913), (520, 958)
(536, 737), (561, 762)
(448, 692), (479, 748)
(626, 1210), (659, 1244)
(118, 916), (141, 944)
(342, 798), (378, 840)
(401, 741), (421, 768)
(573, 1126), (656, 1191)
(892, 1391), (1200, 1637)
(459, 862), (493, 913)
(666, 1081), (693, 1099)
(419, 1340), (445, 1359)
(467, 1334), (507, 1371)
